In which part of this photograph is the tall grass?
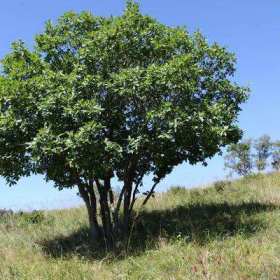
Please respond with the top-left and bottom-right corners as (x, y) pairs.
(1, 172), (280, 279)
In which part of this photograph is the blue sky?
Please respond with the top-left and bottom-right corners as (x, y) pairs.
(0, 0), (279, 210)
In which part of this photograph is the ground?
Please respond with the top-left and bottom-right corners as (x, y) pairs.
(1, 172), (280, 279)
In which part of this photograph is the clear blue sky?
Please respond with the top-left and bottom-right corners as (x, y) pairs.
(1, 0), (279, 210)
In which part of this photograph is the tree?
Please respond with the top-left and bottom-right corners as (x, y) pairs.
(0, 1), (248, 247)
(272, 141), (280, 171)
(254, 134), (272, 171)
(224, 139), (253, 176)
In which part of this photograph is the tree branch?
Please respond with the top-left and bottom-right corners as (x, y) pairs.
(113, 185), (125, 225)
(129, 172), (144, 213)
(142, 180), (160, 206)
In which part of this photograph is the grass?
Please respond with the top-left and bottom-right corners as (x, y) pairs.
(1, 172), (280, 279)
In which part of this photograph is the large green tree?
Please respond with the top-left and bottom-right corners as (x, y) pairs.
(0, 1), (248, 246)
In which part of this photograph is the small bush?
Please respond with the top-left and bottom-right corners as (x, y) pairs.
(214, 180), (231, 193)
(18, 210), (46, 224)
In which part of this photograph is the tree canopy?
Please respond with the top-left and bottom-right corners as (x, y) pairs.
(254, 135), (272, 171)
(0, 1), (248, 245)
(224, 139), (253, 176)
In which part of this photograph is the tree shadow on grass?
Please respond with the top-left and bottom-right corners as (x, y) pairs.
(39, 202), (277, 261)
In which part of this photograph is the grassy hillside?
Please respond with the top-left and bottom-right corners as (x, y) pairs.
(1, 173), (280, 279)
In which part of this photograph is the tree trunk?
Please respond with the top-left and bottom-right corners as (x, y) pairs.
(78, 183), (101, 239)
(113, 186), (125, 232)
(96, 177), (114, 249)
(99, 194), (113, 248)
(123, 181), (133, 236)
(86, 203), (101, 239)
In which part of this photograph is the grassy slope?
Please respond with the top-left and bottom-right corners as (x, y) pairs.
(1, 173), (280, 280)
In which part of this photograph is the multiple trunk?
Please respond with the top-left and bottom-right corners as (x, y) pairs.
(78, 183), (100, 239)
(77, 162), (160, 249)
(77, 167), (160, 248)
(77, 177), (133, 248)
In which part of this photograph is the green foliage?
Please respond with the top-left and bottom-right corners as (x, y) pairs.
(213, 180), (231, 192)
(254, 134), (272, 171)
(0, 1), (248, 186)
(18, 210), (46, 224)
(272, 141), (280, 171)
(0, 209), (49, 228)
(225, 136), (280, 177)
(224, 139), (253, 176)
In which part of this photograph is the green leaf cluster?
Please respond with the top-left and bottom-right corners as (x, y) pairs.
(0, 1), (248, 189)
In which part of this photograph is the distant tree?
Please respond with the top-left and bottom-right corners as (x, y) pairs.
(0, 1), (248, 247)
(224, 139), (253, 176)
(254, 135), (272, 171)
(272, 141), (280, 171)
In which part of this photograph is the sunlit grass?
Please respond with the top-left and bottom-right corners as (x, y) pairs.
(1, 172), (280, 279)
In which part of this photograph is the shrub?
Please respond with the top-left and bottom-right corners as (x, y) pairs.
(18, 210), (46, 224)
(214, 180), (231, 193)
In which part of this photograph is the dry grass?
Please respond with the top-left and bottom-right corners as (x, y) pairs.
(1, 172), (280, 279)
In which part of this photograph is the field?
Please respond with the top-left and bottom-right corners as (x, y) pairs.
(1, 172), (280, 279)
